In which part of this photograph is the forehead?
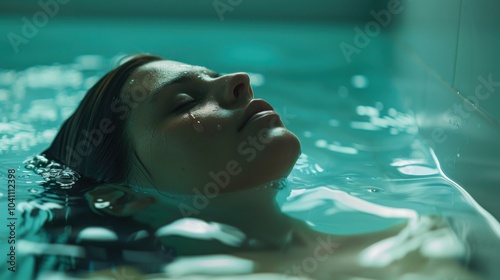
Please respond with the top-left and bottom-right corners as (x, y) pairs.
(138, 60), (201, 75)
(122, 60), (206, 93)
(133, 60), (208, 82)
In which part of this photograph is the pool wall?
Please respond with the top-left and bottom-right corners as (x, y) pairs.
(391, 0), (500, 220)
(0, 0), (382, 23)
(0, 0), (385, 70)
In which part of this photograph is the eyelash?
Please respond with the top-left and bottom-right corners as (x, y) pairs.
(174, 99), (197, 113)
(170, 71), (219, 113)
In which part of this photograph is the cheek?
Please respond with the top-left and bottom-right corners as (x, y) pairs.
(148, 117), (206, 164)
(151, 118), (191, 152)
(191, 104), (231, 132)
(148, 112), (239, 168)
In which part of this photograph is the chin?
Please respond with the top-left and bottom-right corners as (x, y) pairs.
(235, 129), (301, 189)
(266, 126), (301, 161)
(268, 130), (301, 176)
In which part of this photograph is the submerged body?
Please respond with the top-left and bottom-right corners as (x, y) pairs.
(83, 183), (478, 279)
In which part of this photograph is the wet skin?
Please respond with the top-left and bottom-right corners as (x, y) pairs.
(121, 60), (301, 195)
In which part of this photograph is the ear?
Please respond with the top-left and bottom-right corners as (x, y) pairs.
(85, 184), (156, 217)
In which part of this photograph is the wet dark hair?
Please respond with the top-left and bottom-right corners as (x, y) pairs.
(42, 54), (163, 184)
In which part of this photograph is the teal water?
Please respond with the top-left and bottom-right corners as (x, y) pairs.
(0, 19), (499, 279)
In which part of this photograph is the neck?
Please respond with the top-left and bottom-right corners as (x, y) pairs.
(201, 187), (294, 249)
(144, 179), (296, 249)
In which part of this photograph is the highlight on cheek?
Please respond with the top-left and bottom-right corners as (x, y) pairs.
(189, 112), (205, 132)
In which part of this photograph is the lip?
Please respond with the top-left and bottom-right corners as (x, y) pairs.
(245, 110), (278, 127)
(238, 99), (276, 131)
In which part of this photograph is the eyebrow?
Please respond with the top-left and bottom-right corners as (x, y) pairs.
(147, 69), (221, 104)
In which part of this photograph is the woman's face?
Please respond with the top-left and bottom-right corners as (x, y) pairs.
(122, 60), (300, 195)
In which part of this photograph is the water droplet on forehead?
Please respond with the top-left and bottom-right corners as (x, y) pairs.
(129, 79), (135, 85)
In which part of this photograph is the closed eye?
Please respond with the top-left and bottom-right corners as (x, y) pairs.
(174, 99), (197, 113)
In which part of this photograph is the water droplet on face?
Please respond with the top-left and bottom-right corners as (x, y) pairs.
(189, 113), (204, 132)
(129, 79), (135, 85)
(193, 121), (204, 132)
(217, 124), (222, 130)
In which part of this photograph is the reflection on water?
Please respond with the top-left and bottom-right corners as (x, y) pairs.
(350, 74), (369, 89)
(0, 56), (499, 279)
(164, 255), (255, 277)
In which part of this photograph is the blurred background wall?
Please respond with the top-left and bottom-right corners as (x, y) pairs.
(392, 0), (500, 220)
(0, 0), (383, 22)
(0, 0), (386, 69)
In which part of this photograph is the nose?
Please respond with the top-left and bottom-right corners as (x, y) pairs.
(214, 72), (253, 107)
